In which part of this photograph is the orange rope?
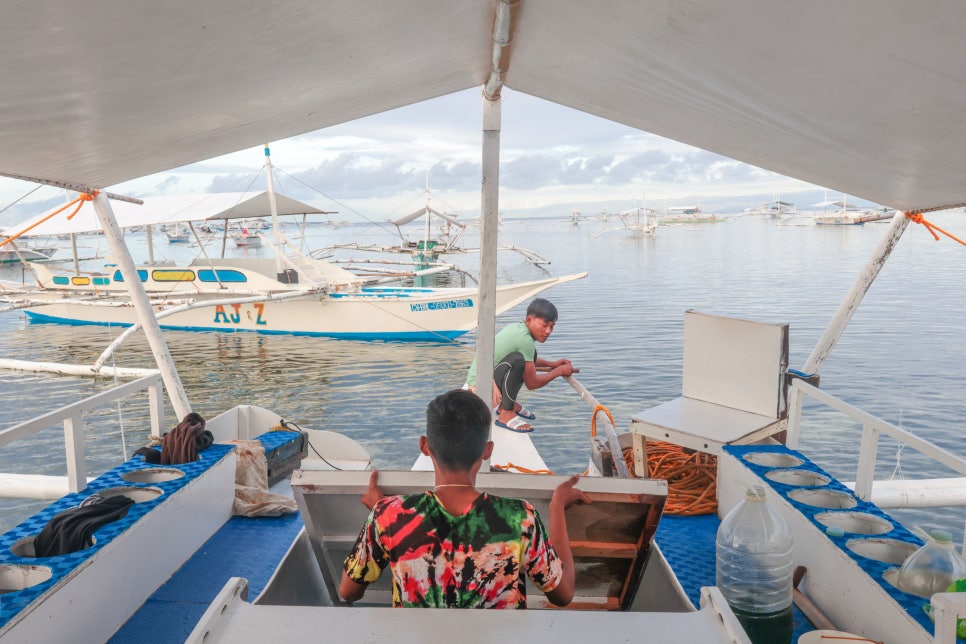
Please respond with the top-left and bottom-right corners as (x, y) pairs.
(906, 211), (966, 246)
(642, 440), (718, 516)
(589, 404), (615, 438)
(491, 462), (555, 475)
(0, 191), (98, 250)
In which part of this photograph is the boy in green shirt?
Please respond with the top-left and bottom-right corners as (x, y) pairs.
(464, 298), (576, 432)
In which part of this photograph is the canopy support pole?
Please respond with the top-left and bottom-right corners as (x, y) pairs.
(477, 94), (501, 446)
(476, 0), (512, 458)
(802, 211), (910, 375)
(91, 191), (191, 419)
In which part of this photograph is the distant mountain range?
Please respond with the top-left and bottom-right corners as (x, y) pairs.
(499, 189), (882, 220)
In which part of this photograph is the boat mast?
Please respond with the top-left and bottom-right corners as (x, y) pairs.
(424, 172), (431, 252)
(91, 191), (191, 419)
(264, 144), (282, 274)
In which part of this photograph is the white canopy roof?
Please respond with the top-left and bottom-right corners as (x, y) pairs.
(4, 192), (322, 237)
(392, 208), (464, 229)
(1, 2), (964, 212)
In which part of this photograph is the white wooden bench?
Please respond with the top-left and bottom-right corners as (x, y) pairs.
(630, 310), (789, 454)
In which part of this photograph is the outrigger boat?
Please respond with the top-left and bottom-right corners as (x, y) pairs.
(314, 182), (551, 284)
(1, 2), (966, 643)
(0, 190), (582, 341)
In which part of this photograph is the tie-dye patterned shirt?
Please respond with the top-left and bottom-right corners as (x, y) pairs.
(343, 491), (562, 608)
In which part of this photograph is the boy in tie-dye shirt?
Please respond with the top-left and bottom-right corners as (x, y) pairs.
(340, 389), (589, 608)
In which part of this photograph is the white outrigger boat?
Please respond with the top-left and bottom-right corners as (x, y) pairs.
(0, 190), (582, 341)
(1, 2), (966, 643)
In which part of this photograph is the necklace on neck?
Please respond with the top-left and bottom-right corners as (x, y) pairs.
(433, 484), (476, 490)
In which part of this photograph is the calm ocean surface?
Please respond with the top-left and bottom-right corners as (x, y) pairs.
(1, 212), (965, 535)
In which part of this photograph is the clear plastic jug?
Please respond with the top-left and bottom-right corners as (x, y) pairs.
(896, 529), (966, 598)
(716, 486), (794, 644)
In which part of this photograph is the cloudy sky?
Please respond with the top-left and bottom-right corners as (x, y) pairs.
(0, 87), (821, 224)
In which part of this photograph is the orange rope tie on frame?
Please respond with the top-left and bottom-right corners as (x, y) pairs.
(590, 404), (615, 438)
(905, 211), (966, 246)
(0, 190), (98, 250)
(490, 462), (555, 475)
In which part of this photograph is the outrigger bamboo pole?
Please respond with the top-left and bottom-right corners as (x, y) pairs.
(802, 210), (910, 375)
(91, 191), (191, 419)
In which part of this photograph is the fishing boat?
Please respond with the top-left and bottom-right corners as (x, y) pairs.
(742, 199), (798, 218)
(314, 182), (550, 283)
(591, 206), (658, 238)
(658, 206), (725, 224)
(812, 200), (898, 226)
(0, 190), (581, 341)
(231, 227), (262, 248)
(1, 2), (966, 644)
(0, 247), (56, 264)
(0, 230), (59, 263)
(165, 223), (191, 243)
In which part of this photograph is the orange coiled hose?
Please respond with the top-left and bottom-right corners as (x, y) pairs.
(637, 440), (718, 516)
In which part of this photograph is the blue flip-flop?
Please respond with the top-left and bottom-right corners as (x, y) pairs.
(495, 417), (534, 433)
(515, 407), (536, 420)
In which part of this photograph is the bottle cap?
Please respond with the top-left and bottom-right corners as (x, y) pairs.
(826, 526), (845, 538)
(745, 486), (766, 502)
(931, 529), (953, 543)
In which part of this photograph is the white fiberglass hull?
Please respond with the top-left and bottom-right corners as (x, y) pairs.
(22, 274), (585, 341)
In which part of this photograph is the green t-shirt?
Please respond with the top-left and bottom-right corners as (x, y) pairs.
(465, 322), (536, 386)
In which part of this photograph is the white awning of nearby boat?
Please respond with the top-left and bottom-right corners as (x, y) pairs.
(4, 192), (322, 237)
(0, 2), (964, 212)
(392, 208), (465, 229)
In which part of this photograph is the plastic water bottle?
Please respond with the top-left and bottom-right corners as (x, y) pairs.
(896, 529), (966, 598)
(716, 486), (794, 644)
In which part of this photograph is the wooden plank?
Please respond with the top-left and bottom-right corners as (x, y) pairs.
(633, 431), (647, 478)
(531, 595), (621, 611)
(570, 541), (638, 558)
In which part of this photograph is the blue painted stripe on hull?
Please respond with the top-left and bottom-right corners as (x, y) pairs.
(23, 310), (467, 342)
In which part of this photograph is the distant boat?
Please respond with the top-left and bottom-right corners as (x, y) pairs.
(0, 246), (57, 263)
(232, 228), (262, 247)
(812, 200), (896, 226)
(742, 199), (797, 218)
(592, 201), (658, 238)
(658, 205), (724, 224)
(165, 224), (191, 243)
(564, 208), (584, 225)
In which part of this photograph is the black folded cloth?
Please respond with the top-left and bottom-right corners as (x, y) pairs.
(133, 446), (161, 464)
(33, 495), (135, 557)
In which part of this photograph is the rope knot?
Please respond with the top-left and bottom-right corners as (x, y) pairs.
(905, 210), (966, 245)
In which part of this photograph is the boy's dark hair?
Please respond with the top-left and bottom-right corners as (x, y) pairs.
(526, 298), (558, 322)
(426, 389), (491, 470)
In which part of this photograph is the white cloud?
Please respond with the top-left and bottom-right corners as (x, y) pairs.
(0, 88), (821, 225)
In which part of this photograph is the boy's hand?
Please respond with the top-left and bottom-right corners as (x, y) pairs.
(551, 474), (592, 510)
(361, 470), (384, 510)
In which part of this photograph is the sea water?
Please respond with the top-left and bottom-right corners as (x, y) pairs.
(1, 213), (966, 534)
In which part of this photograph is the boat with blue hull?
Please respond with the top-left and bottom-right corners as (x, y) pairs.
(1, 2), (966, 643)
